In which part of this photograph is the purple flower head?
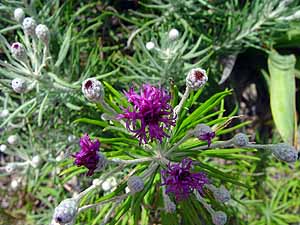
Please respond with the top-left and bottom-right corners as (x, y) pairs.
(194, 124), (215, 147)
(72, 134), (100, 176)
(161, 158), (209, 201)
(117, 84), (176, 144)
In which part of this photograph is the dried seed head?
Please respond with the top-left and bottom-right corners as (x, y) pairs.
(82, 78), (104, 102)
(22, 17), (36, 36)
(193, 124), (215, 147)
(168, 28), (179, 41)
(232, 133), (249, 147)
(127, 176), (144, 194)
(7, 135), (18, 145)
(212, 185), (231, 203)
(146, 41), (155, 50)
(35, 24), (50, 44)
(0, 144), (7, 152)
(11, 42), (27, 62)
(212, 211), (227, 225)
(270, 143), (298, 163)
(14, 8), (25, 23)
(53, 198), (78, 224)
(186, 68), (208, 90)
(163, 194), (176, 213)
(12, 78), (27, 94)
(0, 109), (9, 118)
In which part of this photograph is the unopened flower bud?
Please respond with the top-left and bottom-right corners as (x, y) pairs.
(10, 179), (20, 190)
(0, 144), (7, 152)
(7, 135), (18, 145)
(11, 42), (27, 62)
(53, 198), (78, 224)
(212, 185), (231, 203)
(35, 24), (50, 44)
(212, 211), (227, 225)
(127, 176), (144, 194)
(186, 68), (208, 90)
(102, 177), (117, 191)
(22, 17), (36, 36)
(67, 135), (77, 143)
(5, 163), (16, 173)
(82, 78), (104, 102)
(0, 109), (9, 118)
(232, 133), (249, 147)
(12, 78), (27, 94)
(146, 41), (155, 50)
(31, 155), (41, 168)
(168, 28), (179, 41)
(163, 194), (176, 213)
(193, 124), (215, 147)
(14, 8), (25, 23)
(270, 143), (297, 163)
(92, 178), (103, 187)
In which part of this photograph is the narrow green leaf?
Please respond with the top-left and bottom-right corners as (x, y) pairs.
(268, 51), (296, 144)
(55, 24), (72, 68)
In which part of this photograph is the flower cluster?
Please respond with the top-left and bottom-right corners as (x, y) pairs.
(162, 158), (209, 200)
(117, 84), (176, 144)
(72, 134), (103, 176)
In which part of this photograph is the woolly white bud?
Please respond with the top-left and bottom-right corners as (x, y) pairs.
(10, 42), (27, 62)
(125, 187), (130, 194)
(127, 176), (144, 194)
(163, 194), (176, 213)
(212, 185), (231, 203)
(82, 78), (104, 102)
(53, 198), (78, 224)
(0, 109), (9, 118)
(146, 41), (155, 50)
(31, 155), (41, 168)
(232, 133), (249, 147)
(186, 68), (208, 90)
(22, 17), (36, 36)
(270, 143), (297, 163)
(92, 178), (103, 187)
(10, 179), (20, 190)
(7, 135), (18, 145)
(212, 211), (227, 225)
(12, 78), (27, 94)
(35, 24), (50, 44)
(14, 8), (25, 23)
(101, 177), (117, 192)
(168, 28), (179, 41)
(0, 144), (7, 152)
(67, 135), (77, 143)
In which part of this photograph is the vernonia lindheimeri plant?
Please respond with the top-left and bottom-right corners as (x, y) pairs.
(51, 68), (297, 225)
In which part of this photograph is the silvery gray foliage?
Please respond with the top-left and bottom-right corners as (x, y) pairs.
(127, 176), (144, 194)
